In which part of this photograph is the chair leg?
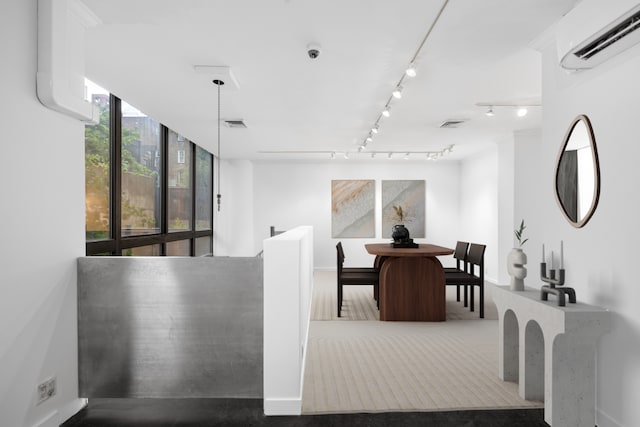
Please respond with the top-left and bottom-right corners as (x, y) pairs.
(479, 283), (484, 319)
(463, 285), (468, 307)
(456, 285), (460, 302)
(470, 286), (475, 312)
(337, 283), (342, 317)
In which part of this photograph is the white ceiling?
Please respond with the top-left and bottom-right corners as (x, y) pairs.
(82, 0), (579, 161)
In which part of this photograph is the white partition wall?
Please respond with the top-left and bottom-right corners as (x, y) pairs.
(263, 226), (314, 415)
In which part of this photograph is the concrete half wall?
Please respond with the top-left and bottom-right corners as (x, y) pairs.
(77, 256), (263, 398)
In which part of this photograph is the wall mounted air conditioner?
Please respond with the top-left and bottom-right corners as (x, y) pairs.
(556, 0), (640, 70)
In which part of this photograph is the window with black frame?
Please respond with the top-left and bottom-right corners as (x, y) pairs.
(84, 80), (214, 256)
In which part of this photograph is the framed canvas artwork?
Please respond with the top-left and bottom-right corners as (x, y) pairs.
(381, 180), (425, 238)
(331, 180), (375, 238)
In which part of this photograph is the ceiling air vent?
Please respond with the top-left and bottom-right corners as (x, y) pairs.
(223, 119), (247, 128)
(439, 119), (467, 128)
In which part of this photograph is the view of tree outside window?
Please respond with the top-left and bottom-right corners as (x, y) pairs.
(121, 101), (162, 236)
(168, 130), (192, 232)
(195, 146), (213, 231)
(84, 80), (111, 241)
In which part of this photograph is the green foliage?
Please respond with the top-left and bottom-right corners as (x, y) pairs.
(514, 219), (528, 247)
(85, 103), (159, 237)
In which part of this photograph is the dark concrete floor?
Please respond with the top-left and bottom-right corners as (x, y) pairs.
(62, 398), (550, 426)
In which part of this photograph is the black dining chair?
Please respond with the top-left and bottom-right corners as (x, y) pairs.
(444, 243), (486, 318)
(444, 241), (469, 303)
(336, 242), (380, 317)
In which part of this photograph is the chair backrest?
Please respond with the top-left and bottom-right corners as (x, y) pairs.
(453, 241), (469, 270)
(466, 243), (486, 278)
(336, 242), (345, 276)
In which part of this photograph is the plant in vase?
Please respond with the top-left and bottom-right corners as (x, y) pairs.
(507, 220), (528, 291)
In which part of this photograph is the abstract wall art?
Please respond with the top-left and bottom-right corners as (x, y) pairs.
(331, 180), (375, 238)
(382, 180), (425, 238)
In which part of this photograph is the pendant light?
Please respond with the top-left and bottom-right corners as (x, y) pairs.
(213, 78), (224, 211)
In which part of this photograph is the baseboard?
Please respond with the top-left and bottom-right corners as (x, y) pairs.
(30, 398), (87, 427)
(485, 276), (498, 286)
(58, 398), (88, 426)
(597, 408), (622, 427)
(263, 398), (302, 416)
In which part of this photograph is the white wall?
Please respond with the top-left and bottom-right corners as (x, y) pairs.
(518, 37), (640, 427)
(497, 134), (516, 286)
(214, 159), (255, 256)
(459, 147), (500, 282)
(0, 1), (86, 426)
(252, 160), (462, 269)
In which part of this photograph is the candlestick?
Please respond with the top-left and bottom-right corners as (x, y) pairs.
(560, 240), (564, 269)
(542, 243), (545, 261)
(550, 251), (554, 269)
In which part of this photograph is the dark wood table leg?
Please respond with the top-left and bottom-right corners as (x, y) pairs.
(379, 256), (445, 321)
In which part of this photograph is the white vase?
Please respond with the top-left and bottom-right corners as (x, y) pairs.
(507, 248), (527, 291)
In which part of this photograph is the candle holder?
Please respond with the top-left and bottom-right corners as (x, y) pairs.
(540, 263), (576, 306)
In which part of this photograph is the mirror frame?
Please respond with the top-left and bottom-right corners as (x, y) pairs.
(554, 114), (601, 228)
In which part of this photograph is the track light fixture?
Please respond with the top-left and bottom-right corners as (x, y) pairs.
(260, 144), (455, 161)
(477, 102), (539, 118)
(357, 0), (449, 155)
(405, 64), (417, 77)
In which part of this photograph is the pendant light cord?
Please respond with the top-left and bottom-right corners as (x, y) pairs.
(214, 79), (224, 211)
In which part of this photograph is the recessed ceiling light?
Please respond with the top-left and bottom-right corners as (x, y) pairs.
(485, 106), (494, 117)
(517, 107), (528, 117)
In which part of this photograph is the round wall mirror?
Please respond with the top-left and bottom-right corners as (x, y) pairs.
(555, 114), (600, 228)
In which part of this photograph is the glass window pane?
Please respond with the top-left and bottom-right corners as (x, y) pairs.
(123, 244), (161, 256)
(168, 131), (192, 232)
(166, 239), (191, 256)
(195, 236), (212, 256)
(121, 101), (161, 236)
(84, 80), (111, 241)
(195, 147), (212, 231)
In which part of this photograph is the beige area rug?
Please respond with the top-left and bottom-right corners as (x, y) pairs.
(310, 270), (499, 321)
(302, 271), (540, 414)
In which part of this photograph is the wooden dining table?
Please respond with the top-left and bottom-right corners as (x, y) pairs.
(365, 243), (454, 321)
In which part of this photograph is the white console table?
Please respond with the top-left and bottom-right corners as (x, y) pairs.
(493, 286), (609, 427)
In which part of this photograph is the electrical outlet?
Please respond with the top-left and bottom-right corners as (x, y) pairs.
(37, 377), (56, 405)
